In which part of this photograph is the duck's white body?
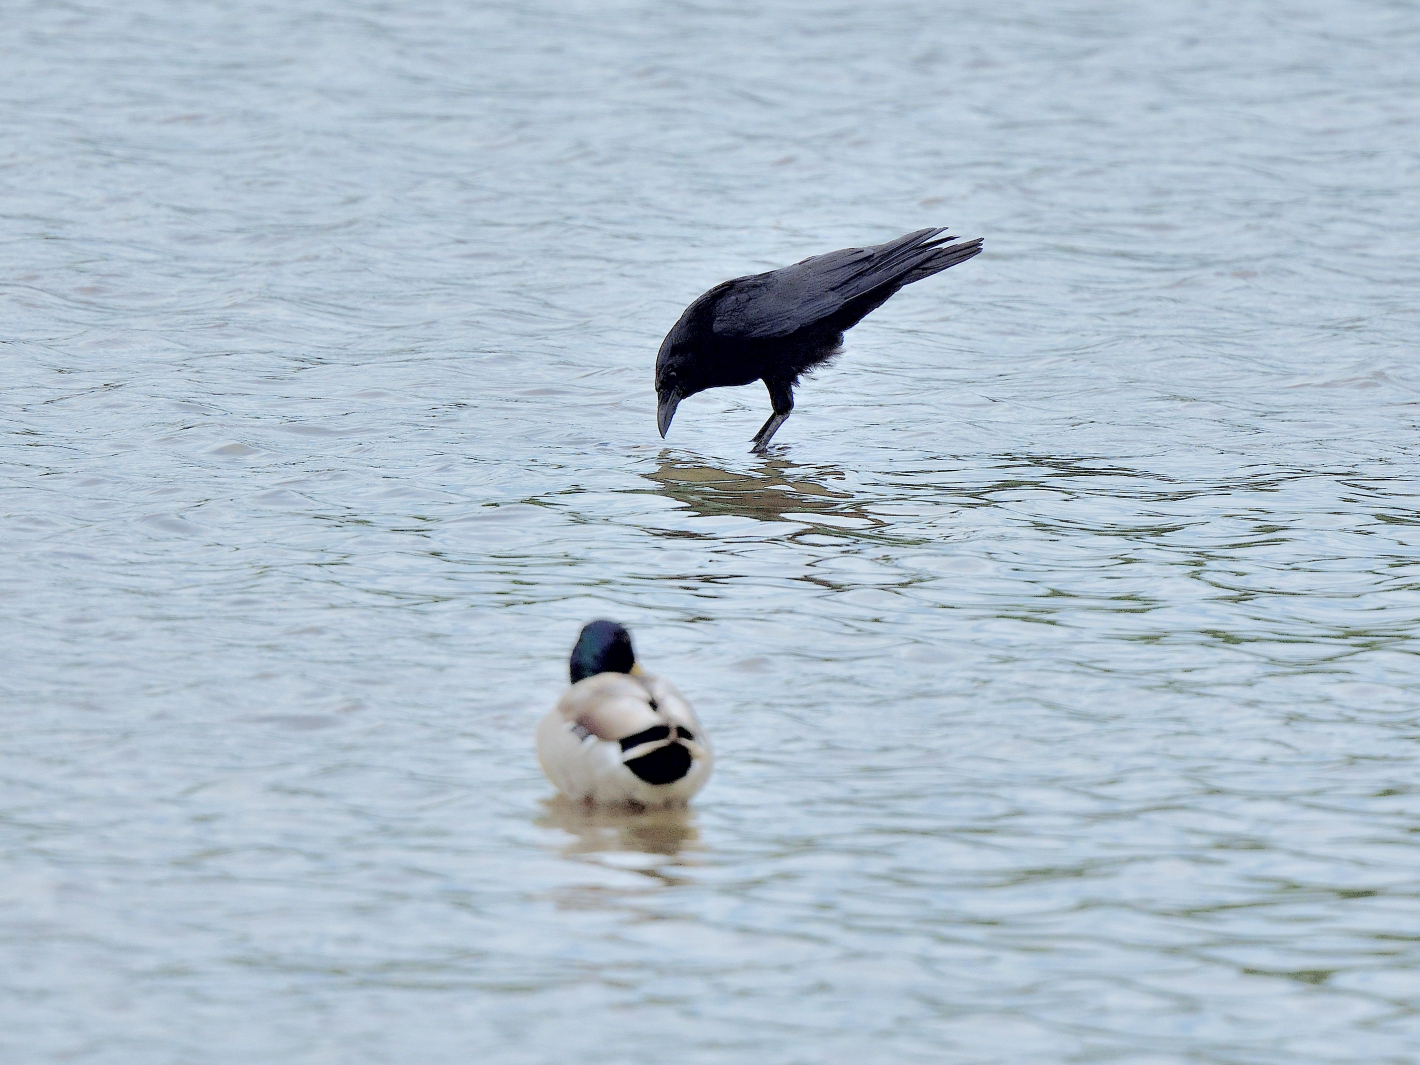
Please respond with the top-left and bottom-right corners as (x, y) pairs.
(536, 671), (712, 807)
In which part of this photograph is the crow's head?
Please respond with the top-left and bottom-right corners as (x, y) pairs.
(654, 324), (704, 439)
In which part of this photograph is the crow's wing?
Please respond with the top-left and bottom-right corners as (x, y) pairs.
(711, 228), (981, 339)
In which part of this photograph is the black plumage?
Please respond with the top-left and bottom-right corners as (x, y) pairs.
(655, 227), (983, 451)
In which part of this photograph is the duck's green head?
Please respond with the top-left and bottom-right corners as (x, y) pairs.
(569, 619), (639, 684)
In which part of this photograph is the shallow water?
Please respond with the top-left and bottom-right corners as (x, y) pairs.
(4, 1), (1420, 1061)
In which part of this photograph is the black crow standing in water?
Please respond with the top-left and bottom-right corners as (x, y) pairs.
(655, 227), (982, 452)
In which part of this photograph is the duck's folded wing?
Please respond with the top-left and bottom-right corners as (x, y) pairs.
(556, 673), (663, 741)
(638, 675), (708, 744)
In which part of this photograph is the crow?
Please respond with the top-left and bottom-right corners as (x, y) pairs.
(655, 227), (983, 452)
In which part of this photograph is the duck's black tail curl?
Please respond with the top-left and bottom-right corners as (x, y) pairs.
(625, 742), (693, 785)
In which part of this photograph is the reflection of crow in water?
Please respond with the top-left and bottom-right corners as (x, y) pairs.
(655, 227), (982, 452)
(646, 459), (854, 525)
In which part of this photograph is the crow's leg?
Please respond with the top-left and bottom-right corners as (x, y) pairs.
(750, 379), (795, 453)
(750, 412), (789, 452)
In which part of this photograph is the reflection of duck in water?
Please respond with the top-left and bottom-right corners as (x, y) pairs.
(536, 800), (699, 861)
(537, 621), (712, 808)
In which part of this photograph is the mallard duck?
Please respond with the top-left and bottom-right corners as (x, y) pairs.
(536, 620), (712, 807)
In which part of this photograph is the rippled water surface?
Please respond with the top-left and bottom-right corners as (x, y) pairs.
(5, 2), (1420, 1061)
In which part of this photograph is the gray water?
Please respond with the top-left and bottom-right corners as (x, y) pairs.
(4, 1), (1420, 1061)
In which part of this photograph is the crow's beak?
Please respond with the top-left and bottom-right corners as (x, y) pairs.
(656, 391), (681, 438)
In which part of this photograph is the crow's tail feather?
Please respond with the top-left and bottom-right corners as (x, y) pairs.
(899, 236), (984, 286)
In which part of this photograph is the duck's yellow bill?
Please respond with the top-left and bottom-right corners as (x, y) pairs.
(630, 664), (645, 676)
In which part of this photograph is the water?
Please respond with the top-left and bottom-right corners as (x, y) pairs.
(4, 1), (1420, 1061)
